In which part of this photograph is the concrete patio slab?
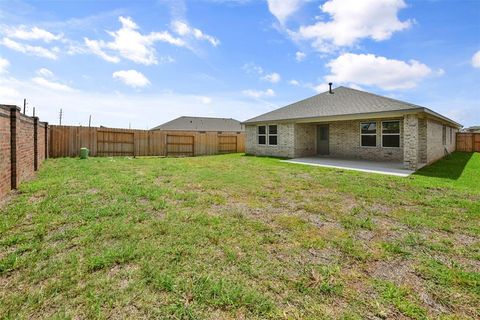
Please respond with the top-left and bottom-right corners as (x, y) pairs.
(282, 157), (415, 177)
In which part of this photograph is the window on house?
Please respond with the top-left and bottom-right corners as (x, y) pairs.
(360, 122), (377, 147)
(268, 125), (278, 145)
(258, 125), (266, 145)
(442, 125), (446, 145)
(382, 121), (400, 148)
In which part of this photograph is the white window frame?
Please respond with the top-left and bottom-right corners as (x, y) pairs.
(268, 125), (278, 146)
(381, 120), (401, 148)
(257, 125), (266, 146)
(360, 121), (377, 147)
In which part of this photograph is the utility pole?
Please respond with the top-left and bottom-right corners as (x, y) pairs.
(88, 115), (92, 127)
(33, 107), (36, 118)
(59, 108), (63, 125)
(23, 99), (27, 114)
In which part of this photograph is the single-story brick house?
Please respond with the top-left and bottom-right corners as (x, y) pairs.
(243, 86), (462, 170)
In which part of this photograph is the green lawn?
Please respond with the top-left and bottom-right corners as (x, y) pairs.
(1, 152), (479, 319)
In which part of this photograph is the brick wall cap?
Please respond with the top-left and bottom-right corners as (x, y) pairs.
(0, 105), (21, 111)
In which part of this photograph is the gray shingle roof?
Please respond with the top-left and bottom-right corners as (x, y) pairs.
(151, 116), (244, 132)
(244, 86), (434, 123)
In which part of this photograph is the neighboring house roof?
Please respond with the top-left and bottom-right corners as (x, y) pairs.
(244, 86), (461, 127)
(465, 126), (480, 132)
(151, 116), (244, 132)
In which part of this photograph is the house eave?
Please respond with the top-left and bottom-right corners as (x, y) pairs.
(243, 108), (462, 128)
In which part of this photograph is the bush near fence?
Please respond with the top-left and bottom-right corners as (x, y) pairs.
(48, 125), (245, 158)
(0, 105), (48, 201)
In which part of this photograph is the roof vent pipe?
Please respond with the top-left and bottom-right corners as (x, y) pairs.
(329, 82), (333, 94)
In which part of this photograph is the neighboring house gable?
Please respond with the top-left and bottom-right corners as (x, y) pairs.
(151, 116), (244, 132)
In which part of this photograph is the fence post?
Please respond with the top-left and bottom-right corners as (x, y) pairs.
(33, 117), (38, 171)
(9, 106), (19, 190)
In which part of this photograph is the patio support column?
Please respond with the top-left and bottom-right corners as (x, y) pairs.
(403, 114), (419, 170)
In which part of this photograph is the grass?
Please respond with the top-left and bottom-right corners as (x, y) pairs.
(0, 152), (479, 319)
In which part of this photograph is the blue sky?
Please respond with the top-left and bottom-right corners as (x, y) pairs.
(0, 0), (479, 128)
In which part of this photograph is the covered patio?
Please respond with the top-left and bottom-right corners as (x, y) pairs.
(282, 156), (417, 177)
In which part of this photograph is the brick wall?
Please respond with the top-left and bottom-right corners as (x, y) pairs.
(294, 123), (316, 157)
(403, 114), (419, 170)
(38, 122), (47, 165)
(0, 105), (49, 201)
(245, 123), (295, 158)
(426, 119), (457, 164)
(17, 116), (35, 184)
(418, 118), (427, 164)
(247, 119), (404, 161)
(328, 119), (404, 161)
(0, 107), (11, 198)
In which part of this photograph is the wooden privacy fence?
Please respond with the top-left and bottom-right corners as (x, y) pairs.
(49, 125), (245, 158)
(456, 133), (480, 152)
(166, 135), (195, 157)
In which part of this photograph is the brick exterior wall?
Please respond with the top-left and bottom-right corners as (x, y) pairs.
(426, 118), (457, 164)
(328, 119), (404, 161)
(418, 118), (427, 164)
(246, 118), (404, 161)
(246, 114), (458, 171)
(0, 105), (49, 201)
(403, 114), (419, 170)
(294, 123), (316, 157)
(0, 107), (11, 199)
(245, 123), (295, 157)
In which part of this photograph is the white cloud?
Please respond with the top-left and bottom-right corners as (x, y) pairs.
(84, 16), (186, 65)
(84, 38), (120, 63)
(31, 77), (73, 92)
(0, 76), (271, 129)
(311, 83), (330, 93)
(171, 20), (220, 46)
(0, 57), (9, 73)
(196, 96), (212, 104)
(113, 70), (151, 88)
(289, 79), (300, 86)
(295, 51), (306, 62)
(0, 86), (20, 101)
(262, 72), (281, 83)
(36, 68), (54, 78)
(243, 62), (280, 83)
(242, 88), (275, 98)
(242, 62), (264, 75)
(472, 50), (480, 68)
(324, 53), (433, 90)
(267, 0), (303, 24)
(291, 0), (411, 52)
(2, 25), (62, 42)
(1, 37), (58, 59)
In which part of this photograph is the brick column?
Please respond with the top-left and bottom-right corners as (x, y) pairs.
(403, 114), (419, 170)
(9, 106), (20, 189)
(34, 117), (38, 171)
(45, 123), (49, 159)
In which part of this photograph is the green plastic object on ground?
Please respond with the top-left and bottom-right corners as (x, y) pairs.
(80, 148), (89, 159)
